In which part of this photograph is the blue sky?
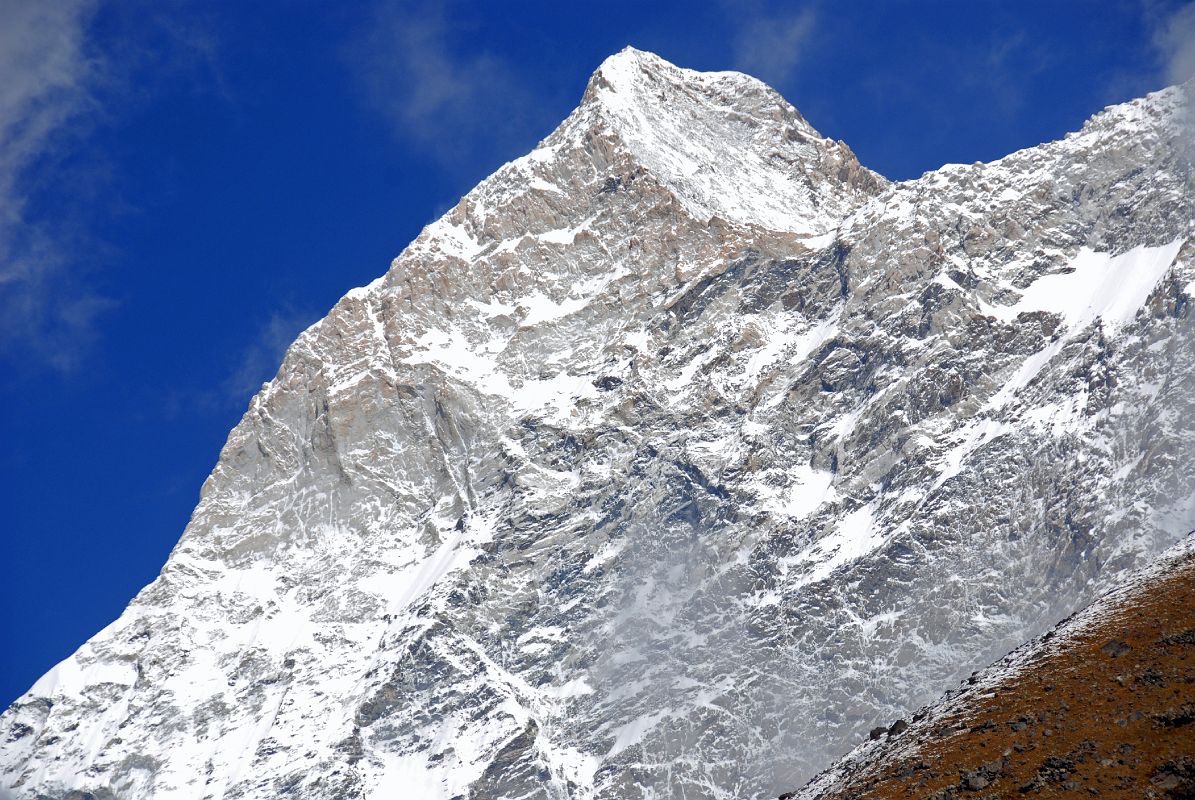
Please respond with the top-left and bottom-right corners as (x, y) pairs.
(1, 0), (1193, 708)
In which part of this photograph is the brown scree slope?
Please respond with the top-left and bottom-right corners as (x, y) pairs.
(789, 536), (1195, 800)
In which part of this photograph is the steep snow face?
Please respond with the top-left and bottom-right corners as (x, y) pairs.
(2, 53), (1194, 800)
(978, 240), (1184, 333)
(582, 48), (883, 234)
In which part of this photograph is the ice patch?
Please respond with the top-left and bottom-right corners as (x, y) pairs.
(520, 291), (592, 327)
(788, 503), (883, 585)
(932, 418), (1013, 491)
(467, 297), (517, 318)
(985, 338), (1066, 410)
(541, 676), (595, 700)
(423, 218), (487, 260)
(538, 226), (581, 245)
(983, 239), (1183, 333)
(607, 709), (670, 757)
(761, 465), (836, 519)
(529, 177), (563, 194)
(519, 265), (627, 328)
(744, 310), (840, 388)
(403, 326), (599, 422)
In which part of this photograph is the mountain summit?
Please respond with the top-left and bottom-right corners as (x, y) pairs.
(578, 46), (884, 233)
(2, 50), (1193, 800)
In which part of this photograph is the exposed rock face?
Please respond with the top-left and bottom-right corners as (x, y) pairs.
(1, 48), (1193, 800)
(791, 534), (1195, 800)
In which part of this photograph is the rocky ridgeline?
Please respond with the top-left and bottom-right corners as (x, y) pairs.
(2, 49), (1193, 800)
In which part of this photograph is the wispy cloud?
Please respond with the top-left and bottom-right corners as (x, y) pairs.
(727, 2), (817, 88)
(160, 305), (319, 421)
(1155, 1), (1195, 85)
(964, 29), (1053, 117)
(0, 1), (227, 374)
(221, 308), (319, 405)
(1148, 1), (1195, 152)
(347, 0), (553, 175)
(0, 0), (111, 372)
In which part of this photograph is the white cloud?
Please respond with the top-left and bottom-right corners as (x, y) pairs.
(163, 306), (318, 418)
(0, 1), (227, 372)
(727, 2), (817, 88)
(1156, 1), (1195, 85)
(1150, 1), (1195, 153)
(0, 0), (95, 178)
(0, 0), (109, 371)
(222, 308), (319, 404)
(348, 0), (552, 173)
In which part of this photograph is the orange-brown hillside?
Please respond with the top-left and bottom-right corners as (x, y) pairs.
(789, 536), (1195, 800)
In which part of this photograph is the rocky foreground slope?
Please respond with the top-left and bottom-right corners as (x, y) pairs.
(2, 49), (1194, 799)
(791, 533), (1195, 800)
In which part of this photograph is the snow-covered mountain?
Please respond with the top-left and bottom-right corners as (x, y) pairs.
(2, 47), (1193, 800)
